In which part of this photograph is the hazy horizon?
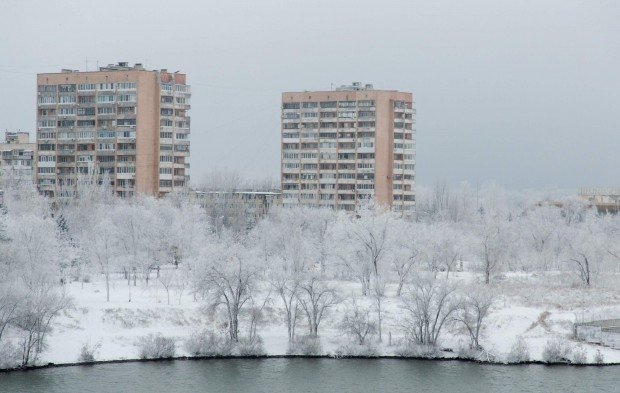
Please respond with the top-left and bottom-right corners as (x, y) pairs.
(1, 0), (618, 190)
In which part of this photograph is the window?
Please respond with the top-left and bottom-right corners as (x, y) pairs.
(38, 155), (55, 162)
(38, 120), (55, 128)
(98, 107), (115, 115)
(118, 106), (135, 115)
(78, 96), (95, 104)
(160, 132), (173, 139)
(38, 85), (57, 93)
(38, 144), (56, 151)
(283, 102), (300, 110)
(77, 107), (95, 116)
(97, 94), (115, 103)
(338, 101), (355, 108)
(117, 82), (136, 90)
(78, 83), (96, 91)
(59, 95), (76, 104)
(118, 130), (135, 138)
(97, 143), (115, 150)
(38, 96), (56, 104)
(57, 120), (75, 127)
(38, 131), (55, 139)
(117, 166), (136, 174)
(99, 83), (114, 90)
(59, 84), (76, 93)
(320, 101), (337, 109)
(358, 100), (375, 107)
(59, 107), (75, 115)
(160, 155), (173, 162)
(38, 167), (55, 174)
(77, 120), (95, 127)
(117, 94), (136, 102)
(159, 167), (172, 174)
(78, 131), (94, 139)
(302, 102), (318, 109)
(118, 119), (136, 126)
(98, 130), (115, 138)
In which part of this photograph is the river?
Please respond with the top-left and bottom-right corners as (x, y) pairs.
(0, 358), (617, 393)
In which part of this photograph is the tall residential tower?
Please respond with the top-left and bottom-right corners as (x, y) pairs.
(36, 62), (191, 198)
(281, 83), (415, 216)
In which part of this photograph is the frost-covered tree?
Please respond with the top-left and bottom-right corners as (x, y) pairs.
(401, 276), (460, 346)
(196, 235), (257, 342)
(297, 275), (339, 337)
(454, 288), (495, 349)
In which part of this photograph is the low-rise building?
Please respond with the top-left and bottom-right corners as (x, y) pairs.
(0, 131), (35, 183)
(579, 188), (620, 214)
(193, 189), (282, 231)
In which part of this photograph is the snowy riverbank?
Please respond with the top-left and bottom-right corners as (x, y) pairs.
(2, 272), (619, 369)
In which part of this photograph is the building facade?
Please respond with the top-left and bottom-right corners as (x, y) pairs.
(193, 189), (282, 231)
(0, 131), (35, 183)
(36, 62), (191, 198)
(281, 83), (415, 215)
(579, 188), (620, 214)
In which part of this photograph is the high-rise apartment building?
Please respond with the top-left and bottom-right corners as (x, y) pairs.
(281, 83), (415, 215)
(36, 62), (191, 198)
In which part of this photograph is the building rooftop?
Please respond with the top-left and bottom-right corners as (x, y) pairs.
(40, 62), (183, 75)
(335, 82), (374, 91)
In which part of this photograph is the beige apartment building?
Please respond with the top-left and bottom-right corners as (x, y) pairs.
(36, 62), (190, 198)
(281, 83), (415, 215)
(0, 131), (35, 183)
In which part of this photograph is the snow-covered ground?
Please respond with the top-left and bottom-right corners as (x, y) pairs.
(18, 271), (620, 366)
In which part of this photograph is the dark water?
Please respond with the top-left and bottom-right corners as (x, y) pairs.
(0, 358), (617, 393)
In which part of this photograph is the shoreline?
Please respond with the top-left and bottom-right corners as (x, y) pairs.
(2, 353), (619, 373)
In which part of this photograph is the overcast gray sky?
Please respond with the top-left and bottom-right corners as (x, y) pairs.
(1, 0), (618, 190)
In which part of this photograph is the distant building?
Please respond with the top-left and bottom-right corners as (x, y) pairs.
(579, 188), (620, 214)
(193, 189), (282, 231)
(0, 131), (35, 183)
(281, 82), (415, 216)
(36, 62), (191, 198)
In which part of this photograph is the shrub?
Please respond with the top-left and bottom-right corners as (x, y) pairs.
(506, 336), (530, 363)
(338, 302), (376, 346)
(541, 337), (572, 363)
(0, 341), (21, 369)
(395, 343), (439, 358)
(593, 350), (605, 364)
(457, 344), (480, 360)
(184, 329), (232, 357)
(78, 341), (101, 363)
(287, 335), (322, 356)
(136, 334), (176, 359)
(334, 343), (378, 358)
(571, 346), (587, 364)
(236, 336), (265, 356)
